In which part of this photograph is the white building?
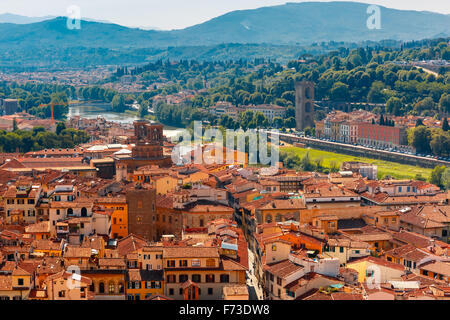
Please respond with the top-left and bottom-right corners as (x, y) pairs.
(245, 104), (286, 123)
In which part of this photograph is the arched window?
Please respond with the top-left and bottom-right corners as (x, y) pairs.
(205, 274), (215, 283)
(118, 282), (124, 294)
(67, 208), (73, 216)
(81, 207), (87, 217)
(305, 102), (312, 113)
(305, 87), (312, 99)
(109, 282), (115, 294)
(99, 282), (105, 294)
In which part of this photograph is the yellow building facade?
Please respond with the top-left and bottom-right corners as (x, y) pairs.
(96, 198), (128, 239)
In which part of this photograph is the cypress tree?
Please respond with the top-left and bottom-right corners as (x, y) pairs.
(442, 118), (449, 132)
(416, 118), (424, 127)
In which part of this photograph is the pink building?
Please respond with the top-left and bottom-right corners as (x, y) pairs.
(357, 123), (406, 148)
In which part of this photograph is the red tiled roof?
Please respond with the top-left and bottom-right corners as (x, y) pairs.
(263, 259), (303, 279)
(348, 256), (405, 271)
(117, 234), (149, 256)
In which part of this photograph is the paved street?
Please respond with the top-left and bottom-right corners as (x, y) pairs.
(246, 247), (263, 300)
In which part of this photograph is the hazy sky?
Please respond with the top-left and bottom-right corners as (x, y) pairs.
(0, 0), (449, 30)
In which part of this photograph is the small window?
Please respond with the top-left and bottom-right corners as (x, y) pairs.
(167, 260), (175, 268)
(179, 275), (188, 283)
(220, 274), (229, 283)
(179, 260), (187, 267)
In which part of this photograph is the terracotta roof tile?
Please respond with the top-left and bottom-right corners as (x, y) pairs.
(162, 246), (219, 259)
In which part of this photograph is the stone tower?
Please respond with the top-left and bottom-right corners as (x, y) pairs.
(131, 120), (164, 159)
(295, 81), (315, 131)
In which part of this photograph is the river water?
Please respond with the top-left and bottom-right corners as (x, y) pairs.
(68, 103), (185, 139)
(68, 103), (139, 123)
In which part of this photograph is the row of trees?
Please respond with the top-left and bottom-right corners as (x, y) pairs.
(408, 125), (450, 157)
(154, 102), (211, 127)
(77, 86), (117, 103)
(430, 165), (450, 190)
(281, 151), (450, 188)
(0, 82), (73, 120)
(0, 82), (137, 119)
(0, 123), (89, 153)
(280, 151), (340, 174)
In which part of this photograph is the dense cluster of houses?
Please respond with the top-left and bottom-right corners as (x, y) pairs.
(0, 119), (449, 300)
(314, 110), (410, 150)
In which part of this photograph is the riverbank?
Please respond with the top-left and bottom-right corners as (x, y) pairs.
(68, 102), (185, 139)
(281, 146), (432, 180)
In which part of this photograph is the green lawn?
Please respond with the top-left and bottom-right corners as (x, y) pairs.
(281, 146), (432, 180)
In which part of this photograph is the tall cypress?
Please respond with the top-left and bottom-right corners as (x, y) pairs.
(442, 118), (449, 132)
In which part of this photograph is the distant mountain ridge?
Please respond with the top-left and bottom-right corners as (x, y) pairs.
(0, 12), (112, 25)
(0, 2), (448, 49)
(0, 13), (55, 24)
(169, 2), (450, 45)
